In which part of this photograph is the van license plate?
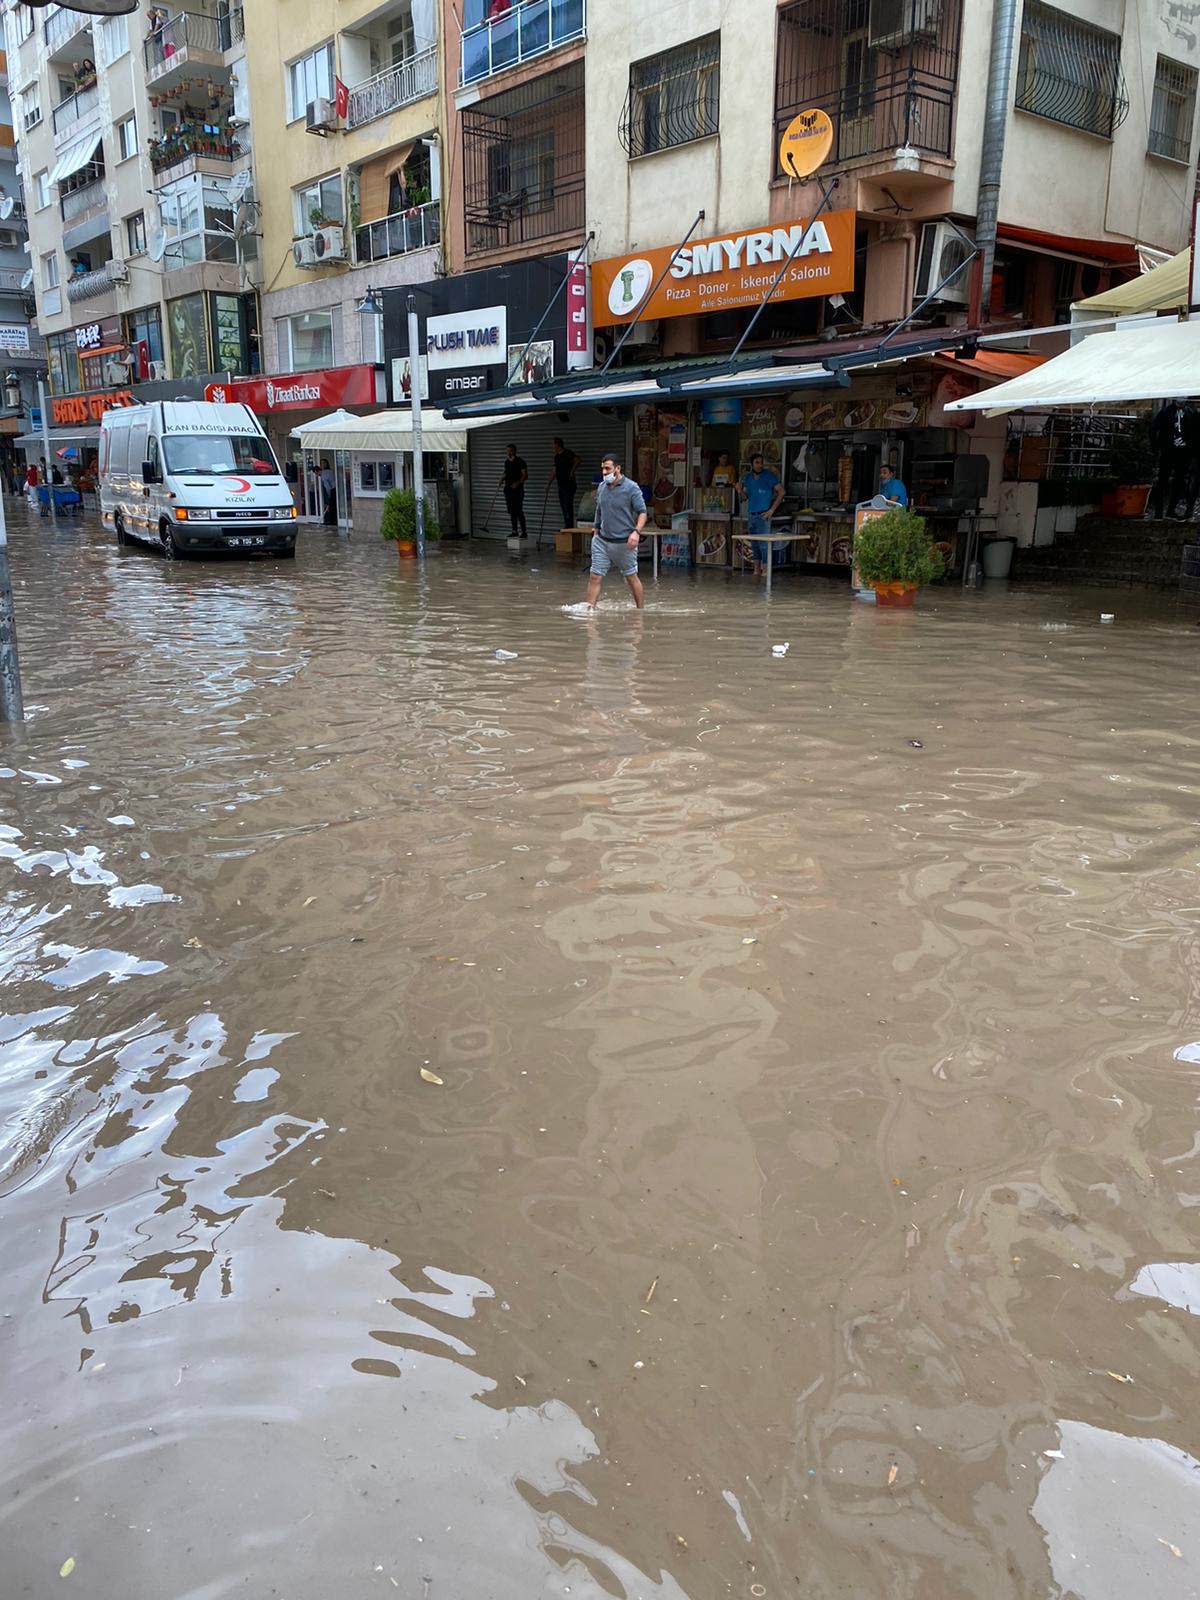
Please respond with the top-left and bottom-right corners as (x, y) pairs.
(228, 535), (265, 547)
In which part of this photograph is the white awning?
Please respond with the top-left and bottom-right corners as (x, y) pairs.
(1073, 247), (1190, 317)
(945, 319), (1200, 415)
(50, 129), (104, 187)
(291, 407), (500, 453)
(289, 409), (359, 439)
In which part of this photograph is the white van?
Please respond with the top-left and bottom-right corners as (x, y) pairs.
(100, 401), (298, 558)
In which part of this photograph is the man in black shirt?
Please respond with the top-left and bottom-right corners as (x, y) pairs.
(1149, 399), (1200, 519)
(500, 444), (528, 537)
(547, 436), (578, 529)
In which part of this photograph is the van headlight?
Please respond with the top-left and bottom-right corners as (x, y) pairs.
(180, 508), (211, 520)
(271, 507), (295, 520)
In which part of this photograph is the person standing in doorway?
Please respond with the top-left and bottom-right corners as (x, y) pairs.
(320, 459), (336, 526)
(500, 444), (528, 538)
(581, 452), (646, 611)
(740, 453), (784, 578)
(548, 436), (578, 530)
(1150, 399), (1199, 519)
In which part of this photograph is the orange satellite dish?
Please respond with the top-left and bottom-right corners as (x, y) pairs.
(779, 109), (834, 179)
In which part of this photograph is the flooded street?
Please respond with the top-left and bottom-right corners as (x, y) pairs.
(3, 503), (1200, 1600)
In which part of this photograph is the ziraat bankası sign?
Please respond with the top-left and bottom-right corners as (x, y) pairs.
(592, 211), (856, 325)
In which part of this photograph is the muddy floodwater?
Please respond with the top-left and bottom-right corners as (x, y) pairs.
(3, 506), (1200, 1600)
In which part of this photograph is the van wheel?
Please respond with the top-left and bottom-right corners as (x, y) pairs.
(114, 514), (129, 546)
(161, 523), (179, 560)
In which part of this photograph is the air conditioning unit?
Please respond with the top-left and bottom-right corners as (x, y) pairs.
(105, 257), (129, 283)
(148, 359), (167, 380)
(293, 234), (318, 268)
(0, 232), (14, 248)
(305, 97), (338, 135)
(313, 224), (346, 262)
(870, 0), (942, 49)
(914, 221), (974, 306)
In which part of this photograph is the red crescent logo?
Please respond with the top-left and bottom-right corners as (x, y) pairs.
(223, 477), (251, 493)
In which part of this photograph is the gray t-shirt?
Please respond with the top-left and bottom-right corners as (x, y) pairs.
(595, 476), (646, 541)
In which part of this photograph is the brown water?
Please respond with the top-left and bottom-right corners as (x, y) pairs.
(2, 504), (1200, 1600)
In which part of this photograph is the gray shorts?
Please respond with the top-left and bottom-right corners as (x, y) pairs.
(591, 534), (638, 577)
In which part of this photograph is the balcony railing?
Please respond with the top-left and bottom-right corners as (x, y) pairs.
(461, 0), (585, 86)
(45, 6), (92, 56)
(149, 132), (237, 174)
(66, 267), (114, 305)
(144, 10), (228, 76)
(355, 200), (441, 264)
(52, 81), (99, 137)
(0, 267), (28, 292)
(227, 5), (244, 47)
(347, 47), (438, 128)
(60, 177), (106, 223)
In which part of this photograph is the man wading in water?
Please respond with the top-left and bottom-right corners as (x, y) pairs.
(583, 452), (647, 610)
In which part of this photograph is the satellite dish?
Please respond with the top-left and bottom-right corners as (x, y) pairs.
(20, 268), (33, 290)
(0, 199), (14, 221)
(229, 169), (252, 204)
(147, 228), (167, 263)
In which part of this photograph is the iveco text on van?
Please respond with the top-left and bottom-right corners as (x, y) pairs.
(100, 401), (298, 558)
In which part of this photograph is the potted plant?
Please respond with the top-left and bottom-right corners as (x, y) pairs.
(852, 506), (945, 607)
(1104, 411), (1154, 518)
(380, 486), (441, 560)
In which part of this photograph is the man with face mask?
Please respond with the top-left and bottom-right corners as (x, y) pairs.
(581, 452), (646, 610)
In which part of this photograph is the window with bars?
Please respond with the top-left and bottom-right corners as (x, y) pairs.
(462, 63), (584, 256)
(1015, 3), (1129, 140)
(1149, 55), (1197, 163)
(620, 34), (720, 159)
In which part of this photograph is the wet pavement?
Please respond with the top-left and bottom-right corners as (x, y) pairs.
(2, 501), (1200, 1599)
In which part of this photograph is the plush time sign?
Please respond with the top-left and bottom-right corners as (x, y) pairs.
(425, 306), (508, 371)
(592, 211), (856, 324)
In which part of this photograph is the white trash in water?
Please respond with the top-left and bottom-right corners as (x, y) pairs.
(1100, 613), (1115, 624)
(495, 649), (519, 660)
(772, 643), (790, 656)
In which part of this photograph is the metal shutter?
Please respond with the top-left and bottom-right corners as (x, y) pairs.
(468, 410), (629, 540)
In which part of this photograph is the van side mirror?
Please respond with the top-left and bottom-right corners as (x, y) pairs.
(142, 460), (158, 484)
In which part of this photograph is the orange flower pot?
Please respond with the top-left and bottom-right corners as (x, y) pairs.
(873, 581), (917, 608)
(396, 540), (416, 560)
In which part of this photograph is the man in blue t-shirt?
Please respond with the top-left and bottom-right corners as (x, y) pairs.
(880, 462), (909, 508)
(740, 454), (784, 576)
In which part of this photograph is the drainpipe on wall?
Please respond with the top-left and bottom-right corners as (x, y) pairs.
(974, 0), (1020, 326)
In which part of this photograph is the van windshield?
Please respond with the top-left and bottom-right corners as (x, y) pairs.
(164, 435), (281, 477)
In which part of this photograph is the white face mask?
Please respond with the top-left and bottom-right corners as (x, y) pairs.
(603, 471), (617, 484)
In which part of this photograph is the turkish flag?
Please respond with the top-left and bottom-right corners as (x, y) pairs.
(334, 77), (349, 120)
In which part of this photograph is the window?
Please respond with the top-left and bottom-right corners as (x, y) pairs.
(46, 331), (78, 394)
(282, 310), (334, 371)
(486, 131), (555, 214)
(163, 434), (281, 475)
(1150, 56), (1197, 163)
(34, 170), (50, 211)
(286, 43), (334, 122)
(17, 5), (34, 40)
(102, 11), (129, 63)
(292, 173), (344, 234)
(42, 252), (59, 290)
(357, 458), (396, 495)
(124, 304), (165, 374)
(125, 212), (147, 256)
(160, 174), (238, 266)
(1016, 3), (1128, 140)
(21, 88), (42, 131)
(117, 115), (138, 162)
(621, 34), (720, 158)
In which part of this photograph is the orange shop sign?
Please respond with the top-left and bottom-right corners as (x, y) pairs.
(592, 210), (856, 326)
(51, 390), (135, 426)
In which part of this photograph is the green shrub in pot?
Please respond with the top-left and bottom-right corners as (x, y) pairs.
(379, 487), (442, 544)
(852, 506), (945, 588)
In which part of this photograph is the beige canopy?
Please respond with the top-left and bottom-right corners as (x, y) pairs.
(290, 408), (500, 453)
(1073, 248), (1191, 316)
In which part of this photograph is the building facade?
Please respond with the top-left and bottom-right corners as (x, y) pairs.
(3, 0), (258, 463)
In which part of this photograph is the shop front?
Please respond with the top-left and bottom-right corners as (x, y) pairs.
(383, 254), (617, 541)
(203, 364), (387, 527)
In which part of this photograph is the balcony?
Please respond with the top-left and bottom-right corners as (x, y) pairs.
(0, 267), (27, 293)
(66, 266), (115, 305)
(347, 47), (438, 128)
(52, 81), (100, 144)
(462, 62), (583, 258)
(461, 0), (585, 88)
(144, 11), (232, 89)
(774, 0), (962, 170)
(44, 6), (92, 60)
(60, 177), (105, 225)
(149, 129), (238, 178)
(355, 200), (441, 264)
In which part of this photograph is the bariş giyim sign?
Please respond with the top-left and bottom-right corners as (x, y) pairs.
(204, 364), (382, 412)
(592, 210), (856, 326)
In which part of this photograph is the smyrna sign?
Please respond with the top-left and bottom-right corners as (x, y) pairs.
(592, 210), (856, 325)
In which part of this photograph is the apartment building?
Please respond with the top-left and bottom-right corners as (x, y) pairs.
(234, 0), (440, 468)
(4, 0), (257, 462)
(0, 24), (45, 471)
